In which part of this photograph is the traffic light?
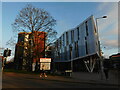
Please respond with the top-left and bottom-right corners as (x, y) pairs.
(3, 49), (11, 57)
(8, 50), (11, 56)
(3, 50), (7, 57)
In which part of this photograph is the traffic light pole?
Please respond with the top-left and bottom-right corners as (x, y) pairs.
(3, 48), (12, 71)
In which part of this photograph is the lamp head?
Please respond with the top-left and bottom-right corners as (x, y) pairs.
(102, 16), (107, 18)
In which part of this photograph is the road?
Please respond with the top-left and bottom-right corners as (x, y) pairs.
(2, 72), (118, 88)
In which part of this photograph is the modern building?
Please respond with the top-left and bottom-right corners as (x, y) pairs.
(109, 53), (120, 69)
(52, 15), (101, 72)
(14, 31), (46, 71)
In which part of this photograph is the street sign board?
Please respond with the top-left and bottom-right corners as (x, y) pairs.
(40, 58), (51, 70)
(40, 58), (51, 62)
(65, 70), (72, 72)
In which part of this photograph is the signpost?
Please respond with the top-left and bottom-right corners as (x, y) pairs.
(40, 58), (51, 70)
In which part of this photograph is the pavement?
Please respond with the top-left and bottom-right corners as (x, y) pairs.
(42, 70), (120, 87)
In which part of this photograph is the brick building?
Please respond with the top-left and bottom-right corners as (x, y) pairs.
(14, 31), (46, 71)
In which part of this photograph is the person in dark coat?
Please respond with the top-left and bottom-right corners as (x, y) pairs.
(103, 59), (110, 80)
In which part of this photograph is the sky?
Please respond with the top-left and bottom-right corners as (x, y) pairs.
(1, 1), (119, 58)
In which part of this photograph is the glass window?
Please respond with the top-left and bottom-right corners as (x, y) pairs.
(63, 34), (65, 46)
(64, 47), (67, 60)
(69, 46), (72, 59)
(71, 30), (74, 43)
(75, 41), (79, 57)
(85, 37), (87, 40)
(85, 21), (89, 36)
(60, 37), (62, 48)
(85, 41), (88, 54)
(77, 27), (79, 40)
(66, 32), (69, 45)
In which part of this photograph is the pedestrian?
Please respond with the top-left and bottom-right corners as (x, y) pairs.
(103, 67), (109, 80)
(103, 59), (110, 80)
(40, 65), (47, 77)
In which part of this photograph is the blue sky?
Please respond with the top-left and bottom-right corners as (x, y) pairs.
(1, 2), (118, 58)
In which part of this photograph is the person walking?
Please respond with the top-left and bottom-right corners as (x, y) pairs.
(40, 65), (47, 77)
(103, 59), (110, 80)
(103, 67), (109, 80)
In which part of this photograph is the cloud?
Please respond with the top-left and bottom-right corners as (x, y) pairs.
(100, 24), (118, 37)
(102, 39), (118, 49)
(98, 3), (118, 30)
(107, 27), (118, 36)
(96, 3), (118, 48)
(97, 2), (110, 11)
(96, 2), (118, 57)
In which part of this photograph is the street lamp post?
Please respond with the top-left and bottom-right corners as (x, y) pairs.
(95, 16), (107, 80)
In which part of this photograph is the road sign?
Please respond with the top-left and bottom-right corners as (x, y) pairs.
(65, 70), (72, 72)
(40, 58), (51, 62)
(40, 58), (51, 70)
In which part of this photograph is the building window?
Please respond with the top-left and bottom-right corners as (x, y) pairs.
(66, 32), (69, 45)
(58, 52), (60, 59)
(29, 39), (31, 45)
(64, 47), (67, 60)
(71, 30), (74, 43)
(85, 21), (89, 36)
(60, 37), (62, 48)
(63, 34), (65, 46)
(69, 46), (72, 59)
(75, 41), (79, 57)
(85, 41), (88, 55)
(59, 49), (61, 60)
(56, 40), (58, 49)
(77, 27), (79, 40)
(96, 42), (97, 46)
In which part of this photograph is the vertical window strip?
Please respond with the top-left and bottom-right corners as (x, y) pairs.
(77, 27), (79, 40)
(85, 41), (88, 55)
(85, 21), (89, 36)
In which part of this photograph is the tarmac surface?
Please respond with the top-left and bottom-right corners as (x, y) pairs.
(2, 69), (120, 89)
(44, 70), (120, 87)
(71, 70), (119, 86)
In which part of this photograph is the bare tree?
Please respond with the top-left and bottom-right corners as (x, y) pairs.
(11, 4), (57, 71)
(12, 4), (57, 43)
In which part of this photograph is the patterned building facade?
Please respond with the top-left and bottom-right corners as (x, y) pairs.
(52, 15), (101, 72)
